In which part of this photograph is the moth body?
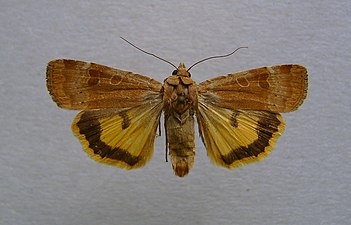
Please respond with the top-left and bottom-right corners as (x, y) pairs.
(162, 63), (198, 177)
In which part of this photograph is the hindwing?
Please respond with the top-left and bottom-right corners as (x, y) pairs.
(197, 98), (285, 168)
(71, 96), (163, 169)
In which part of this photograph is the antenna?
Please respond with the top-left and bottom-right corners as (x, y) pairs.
(120, 37), (177, 69)
(187, 46), (248, 72)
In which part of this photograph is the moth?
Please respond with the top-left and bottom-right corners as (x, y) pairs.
(46, 40), (308, 177)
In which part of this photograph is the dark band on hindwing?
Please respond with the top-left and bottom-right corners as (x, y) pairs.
(76, 111), (140, 166)
(222, 111), (282, 165)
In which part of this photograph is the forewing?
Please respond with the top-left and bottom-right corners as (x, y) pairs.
(71, 95), (163, 169)
(46, 59), (162, 110)
(197, 99), (285, 168)
(198, 64), (308, 112)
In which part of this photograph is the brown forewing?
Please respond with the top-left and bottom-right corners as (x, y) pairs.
(197, 64), (308, 112)
(46, 59), (162, 110)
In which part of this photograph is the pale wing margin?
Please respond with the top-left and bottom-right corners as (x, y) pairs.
(72, 94), (163, 169)
(196, 96), (285, 168)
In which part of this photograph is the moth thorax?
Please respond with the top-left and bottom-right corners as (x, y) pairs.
(177, 85), (191, 105)
(177, 94), (186, 104)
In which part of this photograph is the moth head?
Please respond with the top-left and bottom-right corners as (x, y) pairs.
(172, 63), (191, 77)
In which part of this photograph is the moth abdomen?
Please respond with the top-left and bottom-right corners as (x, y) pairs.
(165, 109), (196, 177)
(169, 148), (195, 177)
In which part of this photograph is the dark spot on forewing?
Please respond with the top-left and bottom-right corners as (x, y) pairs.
(63, 59), (78, 69)
(258, 73), (269, 89)
(279, 65), (292, 74)
(88, 69), (102, 85)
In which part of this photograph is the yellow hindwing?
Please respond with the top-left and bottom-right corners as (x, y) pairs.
(197, 99), (285, 168)
(71, 97), (163, 169)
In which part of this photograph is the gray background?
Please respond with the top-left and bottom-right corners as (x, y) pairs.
(1, 1), (350, 225)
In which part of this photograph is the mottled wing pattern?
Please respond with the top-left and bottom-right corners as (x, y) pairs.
(46, 59), (162, 110)
(196, 99), (285, 168)
(71, 95), (163, 169)
(197, 65), (308, 113)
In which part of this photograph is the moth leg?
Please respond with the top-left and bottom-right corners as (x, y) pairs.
(158, 120), (161, 136)
(164, 115), (169, 162)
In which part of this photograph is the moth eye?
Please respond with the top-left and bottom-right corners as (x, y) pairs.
(188, 72), (191, 77)
(172, 70), (178, 75)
